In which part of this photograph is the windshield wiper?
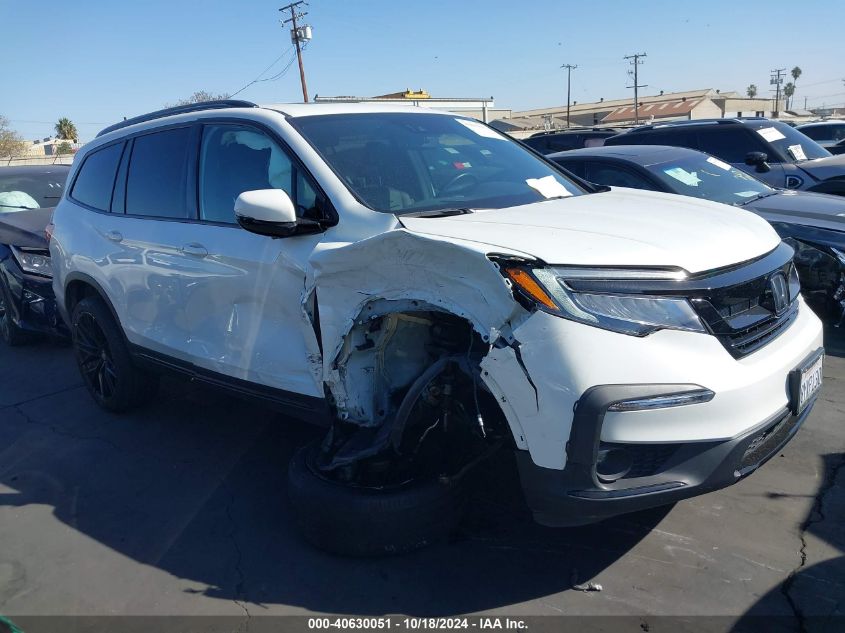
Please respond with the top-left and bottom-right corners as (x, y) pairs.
(400, 208), (474, 218)
(737, 191), (779, 205)
(0, 204), (34, 209)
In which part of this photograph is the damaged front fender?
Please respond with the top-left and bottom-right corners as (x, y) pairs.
(310, 230), (523, 411)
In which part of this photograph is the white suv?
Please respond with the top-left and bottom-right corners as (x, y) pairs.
(50, 101), (824, 555)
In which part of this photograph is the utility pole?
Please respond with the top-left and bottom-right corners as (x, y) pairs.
(770, 68), (786, 118)
(280, 1), (310, 102)
(624, 53), (647, 124)
(561, 63), (577, 128)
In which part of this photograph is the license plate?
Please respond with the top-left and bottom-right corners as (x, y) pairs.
(791, 351), (824, 414)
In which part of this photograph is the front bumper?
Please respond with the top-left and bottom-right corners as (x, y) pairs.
(516, 384), (818, 527)
(0, 259), (67, 337)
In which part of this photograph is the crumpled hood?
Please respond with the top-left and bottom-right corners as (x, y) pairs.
(0, 207), (52, 249)
(400, 189), (780, 274)
(747, 190), (845, 233)
(797, 153), (845, 181)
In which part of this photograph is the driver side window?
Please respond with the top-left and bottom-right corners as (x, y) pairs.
(198, 124), (319, 223)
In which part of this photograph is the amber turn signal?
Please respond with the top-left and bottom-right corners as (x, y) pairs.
(503, 266), (558, 310)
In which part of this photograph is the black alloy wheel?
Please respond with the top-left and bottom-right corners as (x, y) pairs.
(74, 310), (118, 402)
(71, 296), (158, 412)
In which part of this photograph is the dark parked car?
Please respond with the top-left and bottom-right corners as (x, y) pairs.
(522, 128), (623, 154)
(605, 118), (845, 195)
(797, 121), (845, 155)
(0, 165), (70, 345)
(550, 145), (845, 323)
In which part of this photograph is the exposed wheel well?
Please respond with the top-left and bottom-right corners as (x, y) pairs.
(65, 279), (102, 316)
(318, 305), (513, 487)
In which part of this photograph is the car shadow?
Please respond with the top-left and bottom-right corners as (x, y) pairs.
(7, 318), (840, 616)
(0, 364), (671, 616)
(736, 452), (845, 629)
(822, 324), (845, 358)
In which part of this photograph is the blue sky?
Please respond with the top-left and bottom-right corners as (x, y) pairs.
(2, 0), (843, 141)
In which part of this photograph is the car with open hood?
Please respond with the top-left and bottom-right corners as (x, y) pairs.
(549, 145), (845, 325)
(49, 101), (824, 555)
(0, 165), (69, 345)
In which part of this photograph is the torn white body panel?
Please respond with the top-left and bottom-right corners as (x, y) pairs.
(309, 229), (525, 421)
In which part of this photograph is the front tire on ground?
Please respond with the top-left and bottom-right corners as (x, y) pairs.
(71, 296), (158, 412)
(287, 441), (468, 556)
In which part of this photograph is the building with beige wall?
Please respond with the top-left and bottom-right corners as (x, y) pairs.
(492, 89), (788, 136)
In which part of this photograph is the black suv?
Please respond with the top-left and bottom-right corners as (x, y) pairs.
(523, 128), (622, 154)
(605, 118), (845, 195)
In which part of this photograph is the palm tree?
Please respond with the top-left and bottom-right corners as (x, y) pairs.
(54, 118), (78, 143)
(783, 83), (795, 111)
(791, 66), (802, 109)
(746, 84), (758, 98)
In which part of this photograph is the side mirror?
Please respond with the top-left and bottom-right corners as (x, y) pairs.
(235, 189), (320, 238)
(745, 151), (770, 173)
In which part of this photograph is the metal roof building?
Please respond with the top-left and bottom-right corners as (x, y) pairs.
(494, 89), (786, 136)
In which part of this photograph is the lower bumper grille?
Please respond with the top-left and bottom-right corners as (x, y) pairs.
(598, 442), (679, 480)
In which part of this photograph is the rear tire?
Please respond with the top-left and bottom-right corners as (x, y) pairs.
(71, 296), (158, 412)
(0, 280), (30, 346)
(287, 441), (468, 556)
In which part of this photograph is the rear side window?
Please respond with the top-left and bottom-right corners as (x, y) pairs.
(547, 135), (582, 152)
(523, 137), (549, 152)
(801, 124), (845, 143)
(125, 127), (192, 218)
(696, 128), (770, 163)
(584, 162), (657, 190)
(552, 158), (586, 179)
(71, 143), (124, 211)
(800, 126), (826, 141)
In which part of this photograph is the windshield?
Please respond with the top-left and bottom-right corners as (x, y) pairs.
(751, 121), (831, 161)
(647, 153), (773, 205)
(0, 169), (67, 213)
(290, 112), (584, 214)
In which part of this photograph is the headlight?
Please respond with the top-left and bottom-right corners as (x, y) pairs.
(10, 246), (52, 278)
(501, 263), (705, 336)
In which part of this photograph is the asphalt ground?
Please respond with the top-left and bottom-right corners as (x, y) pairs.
(0, 325), (843, 632)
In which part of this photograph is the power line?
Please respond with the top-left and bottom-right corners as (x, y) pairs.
(624, 52), (647, 124)
(229, 45), (297, 98)
(229, 44), (295, 99)
(561, 63), (577, 128)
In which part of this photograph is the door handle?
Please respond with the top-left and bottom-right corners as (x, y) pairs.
(180, 243), (208, 257)
(105, 230), (123, 243)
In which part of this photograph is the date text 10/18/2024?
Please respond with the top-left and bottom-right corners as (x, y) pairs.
(308, 618), (529, 630)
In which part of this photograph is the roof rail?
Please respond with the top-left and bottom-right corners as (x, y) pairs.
(628, 118), (748, 132)
(96, 100), (259, 138)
